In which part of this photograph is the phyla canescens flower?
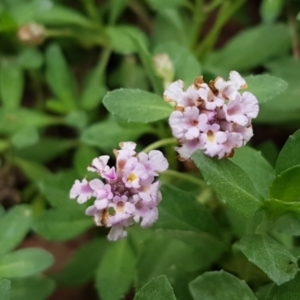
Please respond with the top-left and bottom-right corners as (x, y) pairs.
(70, 142), (168, 241)
(164, 71), (259, 160)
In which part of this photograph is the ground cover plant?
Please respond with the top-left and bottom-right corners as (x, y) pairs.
(1, 0), (300, 299)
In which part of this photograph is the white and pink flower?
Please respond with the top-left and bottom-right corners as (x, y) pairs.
(165, 71), (259, 160)
(70, 142), (168, 241)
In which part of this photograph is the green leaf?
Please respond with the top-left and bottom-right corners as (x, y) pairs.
(0, 108), (56, 135)
(230, 147), (275, 198)
(34, 4), (94, 29)
(10, 276), (55, 300)
(0, 248), (54, 278)
(262, 57), (300, 114)
(103, 89), (172, 123)
(0, 12), (17, 32)
(32, 206), (93, 241)
(244, 74), (287, 104)
(45, 44), (77, 112)
(15, 138), (74, 163)
(265, 272), (300, 299)
(189, 270), (257, 300)
(260, 0), (284, 24)
(136, 233), (209, 290)
(275, 129), (300, 174)
(65, 110), (87, 130)
(80, 68), (106, 111)
(265, 198), (300, 220)
(0, 205), (32, 256)
(11, 127), (39, 149)
(110, 57), (149, 90)
(107, 25), (148, 54)
(155, 185), (226, 261)
(81, 117), (151, 149)
(0, 59), (24, 109)
(154, 41), (201, 85)
(238, 234), (299, 285)
(96, 240), (136, 300)
(206, 24), (290, 72)
(152, 10), (189, 47)
(108, 0), (129, 25)
(134, 275), (176, 300)
(0, 278), (11, 300)
(38, 170), (77, 208)
(13, 158), (50, 183)
(192, 150), (263, 217)
(18, 48), (43, 70)
(73, 145), (98, 176)
(270, 166), (300, 202)
(147, 0), (185, 10)
(54, 238), (107, 286)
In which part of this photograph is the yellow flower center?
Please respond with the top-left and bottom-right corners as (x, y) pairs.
(127, 173), (137, 183)
(207, 130), (215, 142)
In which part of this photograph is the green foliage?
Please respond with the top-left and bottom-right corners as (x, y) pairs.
(0, 206), (32, 256)
(238, 234), (299, 285)
(154, 41), (201, 85)
(134, 275), (177, 300)
(205, 24), (290, 73)
(0, 278), (11, 300)
(0, 248), (54, 278)
(193, 151), (263, 217)
(0, 59), (24, 109)
(54, 239), (107, 286)
(81, 117), (151, 150)
(245, 75), (288, 104)
(0, 0), (299, 299)
(189, 270), (257, 300)
(231, 147), (275, 198)
(10, 276), (55, 300)
(103, 89), (173, 123)
(45, 43), (77, 113)
(96, 240), (136, 300)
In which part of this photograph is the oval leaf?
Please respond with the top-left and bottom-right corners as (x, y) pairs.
(10, 276), (55, 300)
(238, 234), (299, 285)
(134, 275), (176, 300)
(265, 272), (300, 300)
(0, 205), (32, 256)
(0, 248), (54, 278)
(54, 238), (107, 286)
(0, 59), (24, 109)
(245, 74), (287, 104)
(192, 150), (263, 217)
(103, 88), (172, 123)
(275, 129), (300, 174)
(270, 166), (300, 202)
(231, 146), (275, 198)
(32, 206), (93, 241)
(96, 240), (136, 300)
(81, 118), (151, 149)
(189, 270), (257, 300)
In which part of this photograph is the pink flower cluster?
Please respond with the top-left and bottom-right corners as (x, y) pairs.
(164, 71), (259, 160)
(70, 142), (168, 241)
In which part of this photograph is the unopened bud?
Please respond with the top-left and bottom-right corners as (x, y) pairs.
(17, 23), (45, 46)
(153, 53), (174, 88)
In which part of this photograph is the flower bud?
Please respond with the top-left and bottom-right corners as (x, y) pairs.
(17, 23), (45, 46)
(153, 53), (174, 89)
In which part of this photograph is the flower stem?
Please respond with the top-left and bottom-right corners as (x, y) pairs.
(142, 138), (177, 153)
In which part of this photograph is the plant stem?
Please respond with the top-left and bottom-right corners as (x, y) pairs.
(162, 169), (207, 188)
(287, 8), (300, 60)
(128, 0), (153, 32)
(196, 0), (246, 59)
(142, 137), (177, 153)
